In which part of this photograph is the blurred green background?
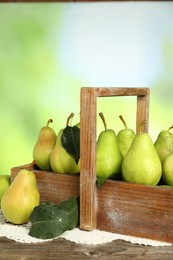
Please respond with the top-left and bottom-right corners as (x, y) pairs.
(0, 2), (173, 175)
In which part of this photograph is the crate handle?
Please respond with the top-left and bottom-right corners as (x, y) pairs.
(80, 87), (150, 231)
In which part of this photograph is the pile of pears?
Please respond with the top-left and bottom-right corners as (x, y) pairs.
(32, 112), (173, 188)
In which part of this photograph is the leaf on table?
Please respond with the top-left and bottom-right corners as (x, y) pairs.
(61, 126), (80, 164)
(29, 196), (79, 239)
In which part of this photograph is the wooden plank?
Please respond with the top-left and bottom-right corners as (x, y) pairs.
(80, 88), (97, 230)
(0, 236), (173, 259)
(89, 87), (149, 97)
(136, 88), (150, 133)
(11, 164), (79, 204)
(97, 180), (173, 244)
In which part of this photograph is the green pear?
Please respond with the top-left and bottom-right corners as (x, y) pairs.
(122, 120), (162, 186)
(159, 185), (173, 188)
(96, 112), (123, 186)
(1, 169), (40, 224)
(75, 122), (80, 128)
(0, 175), (11, 208)
(154, 125), (173, 163)
(33, 119), (57, 171)
(50, 113), (80, 174)
(117, 115), (136, 157)
(162, 151), (173, 186)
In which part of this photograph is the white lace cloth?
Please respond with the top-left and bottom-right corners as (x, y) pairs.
(0, 211), (172, 246)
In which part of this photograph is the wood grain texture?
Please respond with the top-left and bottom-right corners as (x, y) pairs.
(97, 180), (173, 244)
(0, 236), (173, 260)
(80, 88), (97, 230)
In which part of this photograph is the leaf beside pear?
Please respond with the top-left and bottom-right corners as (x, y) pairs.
(29, 196), (79, 239)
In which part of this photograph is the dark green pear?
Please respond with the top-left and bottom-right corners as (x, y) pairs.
(122, 121), (162, 186)
(96, 112), (123, 187)
(117, 115), (136, 157)
(33, 119), (56, 171)
(154, 125), (173, 163)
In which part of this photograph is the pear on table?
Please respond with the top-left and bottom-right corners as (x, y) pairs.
(96, 112), (123, 187)
(50, 113), (80, 175)
(33, 119), (57, 171)
(1, 169), (40, 224)
(154, 125), (173, 163)
(117, 115), (136, 157)
(122, 120), (162, 186)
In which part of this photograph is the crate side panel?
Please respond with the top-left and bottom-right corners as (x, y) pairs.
(97, 180), (173, 243)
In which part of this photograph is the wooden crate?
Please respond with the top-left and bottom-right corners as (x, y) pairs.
(11, 87), (173, 244)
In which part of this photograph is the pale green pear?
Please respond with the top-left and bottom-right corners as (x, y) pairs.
(1, 169), (40, 224)
(50, 113), (80, 175)
(154, 125), (173, 163)
(162, 151), (173, 186)
(33, 119), (57, 171)
(0, 175), (10, 208)
(159, 185), (173, 188)
(96, 112), (123, 186)
(122, 121), (162, 186)
(75, 122), (80, 128)
(117, 115), (136, 157)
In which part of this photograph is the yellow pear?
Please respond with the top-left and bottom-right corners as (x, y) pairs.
(0, 175), (11, 208)
(33, 119), (57, 171)
(50, 113), (80, 174)
(1, 169), (40, 224)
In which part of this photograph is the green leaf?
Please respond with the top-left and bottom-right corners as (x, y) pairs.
(29, 202), (62, 223)
(61, 126), (80, 164)
(29, 196), (79, 239)
(29, 210), (69, 239)
(57, 197), (79, 229)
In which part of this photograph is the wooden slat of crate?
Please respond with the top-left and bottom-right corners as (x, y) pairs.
(80, 87), (150, 231)
(97, 180), (173, 243)
(11, 164), (79, 204)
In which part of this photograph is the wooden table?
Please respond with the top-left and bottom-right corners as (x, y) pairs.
(0, 236), (173, 260)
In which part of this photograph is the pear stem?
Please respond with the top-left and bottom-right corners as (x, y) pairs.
(66, 113), (74, 126)
(46, 119), (53, 127)
(119, 115), (127, 129)
(168, 125), (173, 132)
(139, 120), (146, 134)
(99, 112), (108, 131)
